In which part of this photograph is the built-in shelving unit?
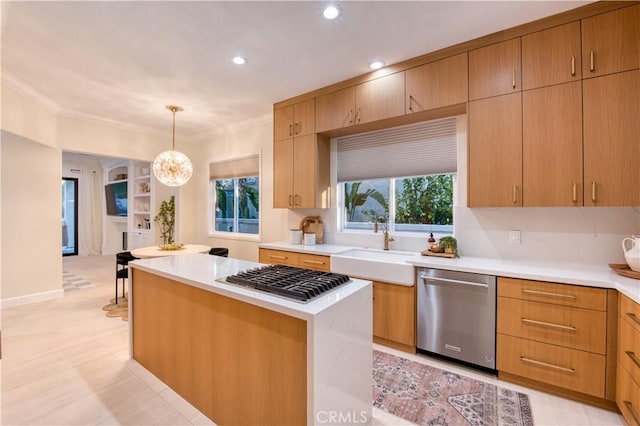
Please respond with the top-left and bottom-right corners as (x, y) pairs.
(129, 161), (154, 250)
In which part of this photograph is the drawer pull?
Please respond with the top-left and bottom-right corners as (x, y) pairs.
(521, 318), (576, 332)
(626, 351), (640, 370)
(521, 357), (575, 373)
(623, 401), (640, 426)
(301, 259), (325, 265)
(522, 289), (577, 300)
(268, 255), (287, 260)
(626, 312), (640, 328)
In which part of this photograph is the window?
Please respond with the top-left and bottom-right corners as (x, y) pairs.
(209, 156), (260, 236)
(337, 117), (457, 235)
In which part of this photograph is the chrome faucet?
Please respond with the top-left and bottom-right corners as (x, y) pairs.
(383, 230), (395, 250)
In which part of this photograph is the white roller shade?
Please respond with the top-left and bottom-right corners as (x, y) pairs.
(209, 155), (259, 180)
(337, 117), (457, 182)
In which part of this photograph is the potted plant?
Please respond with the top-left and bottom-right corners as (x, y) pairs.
(439, 236), (458, 255)
(154, 195), (176, 246)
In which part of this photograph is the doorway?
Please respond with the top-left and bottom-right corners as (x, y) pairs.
(62, 177), (78, 256)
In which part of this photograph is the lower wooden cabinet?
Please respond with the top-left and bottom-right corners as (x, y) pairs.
(372, 281), (415, 353)
(258, 248), (330, 272)
(497, 277), (617, 406)
(618, 294), (640, 425)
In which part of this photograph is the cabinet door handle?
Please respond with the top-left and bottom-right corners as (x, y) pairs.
(626, 351), (640, 370)
(288, 194), (294, 207)
(512, 185), (518, 204)
(626, 312), (640, 328)
(294, 122), (300, 135)
(288, 124), (293, 136)
(356, 108), (361, 124)
(348, 109), (353, 125)
(294, 194), (300, 206)
(512, 69), (516, 89)
(522, 318), (577, 332)
(522, 289), (577, 300)
(302, 259), (325, 265)
(571, 56), (576, 76)
(408, 95), (414, 112)
(268, 255), (287, 260)
(623, 401), (640, 426)
(572, 182), (577, 203)
(590, 51), (595, 72)
(591, 181), (597, 203)
(521, 357), (575, 373)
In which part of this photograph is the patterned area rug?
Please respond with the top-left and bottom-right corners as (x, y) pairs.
(373, 350), (534, 426)
(102, 296), (129, 321)
(63, 271), (96, 292)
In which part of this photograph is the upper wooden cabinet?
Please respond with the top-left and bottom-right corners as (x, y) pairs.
(468, 93), (523, 207)
(315, 86), (356, 133)
(274, 98), (315, 141)
(469, 38), (521, 100)
(405, 53), (468, 113)
(581, 4), (640, 79)
(522, 82), (583, 206)
(583, 69), (640, 207)
(315, 72), (405, 133)
(355, 72), (405, 125)
(522, 21), (582, 90)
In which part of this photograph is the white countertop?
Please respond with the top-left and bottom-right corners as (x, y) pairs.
(259, 241), (640, 304)
(129, 253), (371, 320)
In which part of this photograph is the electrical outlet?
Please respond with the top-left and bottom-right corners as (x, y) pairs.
(509, 230), (521, 244)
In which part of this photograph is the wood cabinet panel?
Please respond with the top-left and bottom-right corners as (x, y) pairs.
(497, 277), (607, 311)
(583, 70), (640, 206)
(522, 21), (582, 90)
(498, 297), (607, 354)
(498, 334), (606, 398)
(406, 53), (468, 113)
(469, 38), (521, 100)
(621, 294), (640, 334)
(315, 86), (356, 133)
(522, 82), (583, 206)
(617, 363), (640, 426)
(273, 138), (294, 208)
(293, 134), (319, 208)
(619, 310), (640, 387)
(582, 4), (640, 78)
(372, 281), (415, 352)
(258, 248), (300, 266)
(355, 72), (405, 125)
(274, 99), (316, 141)
(468, 93), (522, 207)
(274, 105), (294, 141)
(298, 253), (331, 272)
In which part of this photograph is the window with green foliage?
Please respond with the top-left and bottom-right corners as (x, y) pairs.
(342, 174), (453, 234)
(209, 155), (260, 236)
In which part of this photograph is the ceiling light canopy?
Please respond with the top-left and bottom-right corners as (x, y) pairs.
(153, 106), (193, 187)
(232, 56), (246, 65)
(323, 5), (340, 20)
(368, 60), (385, 70)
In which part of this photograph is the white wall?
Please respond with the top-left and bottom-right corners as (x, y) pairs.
(180, 117), (287, 262)
(1, 131), (63, 303)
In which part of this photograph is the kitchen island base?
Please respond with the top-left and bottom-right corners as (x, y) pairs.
(130, 263), (372, 426)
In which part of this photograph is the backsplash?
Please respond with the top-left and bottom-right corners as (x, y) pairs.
(287, 207), (640, 265)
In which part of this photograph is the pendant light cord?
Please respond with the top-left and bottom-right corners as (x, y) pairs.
(171, 107), (176, 151)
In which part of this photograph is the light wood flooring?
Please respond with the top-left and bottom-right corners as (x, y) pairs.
(0, 254), (625, 425)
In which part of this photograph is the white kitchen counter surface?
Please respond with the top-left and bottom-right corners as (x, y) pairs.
(129, 253), (371, 320)
(259, 241), (640, 304)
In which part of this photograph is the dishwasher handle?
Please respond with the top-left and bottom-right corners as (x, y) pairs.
(420, 274), (489, 288)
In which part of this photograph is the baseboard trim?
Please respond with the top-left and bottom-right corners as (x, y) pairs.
(2, 289), (64, 309)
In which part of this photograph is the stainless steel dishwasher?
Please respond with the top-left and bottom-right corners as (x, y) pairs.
(416, 267), (496, 371)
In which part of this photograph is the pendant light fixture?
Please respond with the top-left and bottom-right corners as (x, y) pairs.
(153, 105), (193, 187)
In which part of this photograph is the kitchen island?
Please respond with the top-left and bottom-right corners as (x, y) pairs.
(129, 254), (372, 426)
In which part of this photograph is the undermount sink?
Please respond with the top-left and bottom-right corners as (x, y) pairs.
(330, 248), (419, 286)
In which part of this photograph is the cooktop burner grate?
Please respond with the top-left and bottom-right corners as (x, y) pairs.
(223, 264), (351, 303)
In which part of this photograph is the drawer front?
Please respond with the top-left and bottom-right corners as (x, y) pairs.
(498, 277), (607, 311)
(298, 253), (330, 271)
(621, 294), (640, 334)
(620, 310), (640, 387)
(258, 249), (300, 266)
(498, 297), (607, 354)
(617, 363), (640, 426)
(497, 334), (606, 398)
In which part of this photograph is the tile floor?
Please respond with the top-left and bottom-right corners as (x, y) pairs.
(0, 254), (625, 425)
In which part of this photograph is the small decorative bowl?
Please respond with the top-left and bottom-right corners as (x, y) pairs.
(158, 243), (185, 251)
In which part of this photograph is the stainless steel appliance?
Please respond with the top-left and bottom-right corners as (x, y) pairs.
(416, 267), (496, 370)
(223, 264), (350, 303)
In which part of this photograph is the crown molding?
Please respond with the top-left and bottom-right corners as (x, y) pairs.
(56, 107), (167, 138)
(1, 69), (62, 114)
(191, 112), (272, 142)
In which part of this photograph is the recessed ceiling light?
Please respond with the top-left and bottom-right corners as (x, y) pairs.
(368, 60), (385, 70)
(232, 56), (246, 65)
(323, 5), (340, 20)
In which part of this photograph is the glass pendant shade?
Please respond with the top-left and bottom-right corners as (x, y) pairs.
(153, 105), (193, 187)
(153, 150), (193, 187)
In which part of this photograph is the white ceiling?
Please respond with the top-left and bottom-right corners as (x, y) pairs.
(2, 1), (592, 141)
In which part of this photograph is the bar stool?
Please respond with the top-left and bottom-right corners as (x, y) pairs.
(115, 251), (138, 304)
